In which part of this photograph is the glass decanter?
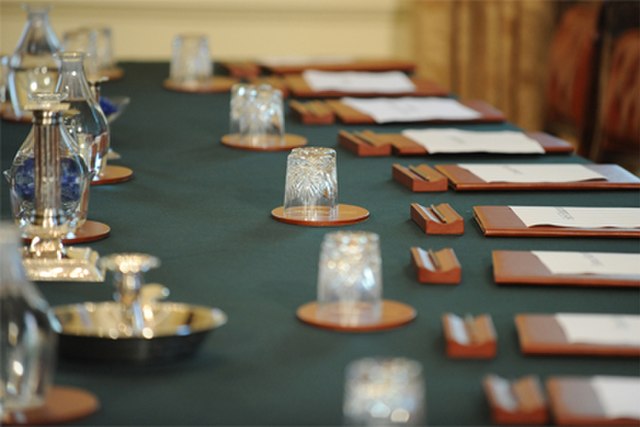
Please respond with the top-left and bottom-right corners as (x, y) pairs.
(5, 93), (90, 235)
(55, 51), (110, 180)
(0, 222), (59, 418)
(7, 4), (60, 119)
(4, 93), (103, 282)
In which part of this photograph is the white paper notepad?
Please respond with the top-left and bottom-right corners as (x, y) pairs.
(458, 164), (606, 183)
(302, 70), (416, 93)
(341, 97), (481, 123)
(509, 207), (640, 229)
(532, 251), (640, 277)
(591, 376), (640, 420)
(401, 130), (545, 154)
(555, 314), (640, 346)
(258, 55), (354, 67)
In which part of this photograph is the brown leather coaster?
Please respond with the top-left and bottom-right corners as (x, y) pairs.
(22, 220), (110, 245)
(296, 300), (416, 332)
(101, 66), (125, 81)
(271, 204), (369, 226)
(221, 133), (307, 151)
(162, 76), (238, 93)
(2, 385), (99, 425)
(1, 102), (32, 123)
(92, 165), (134, 185)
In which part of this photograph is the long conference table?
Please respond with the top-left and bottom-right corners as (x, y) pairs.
(1, 62), (639, 426)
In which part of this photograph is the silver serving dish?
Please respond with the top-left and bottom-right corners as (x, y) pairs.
(53, 254), (227, 363)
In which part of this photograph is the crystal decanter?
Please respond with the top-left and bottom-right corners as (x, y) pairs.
(55, 52), (110, 181)
(7, 4), (60, 119)
(0, 223), (59, 417)
(5, 93), (103, 282)
(6, 93), (90, 235)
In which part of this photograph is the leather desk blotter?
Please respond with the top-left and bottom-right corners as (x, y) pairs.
(546, 376), (640, 426)
(473, 206), (640, 238)
(515, 314), (640, 357)
(437, 164), (640, 191)
(262, 58), (416, 75)
(338, 131), (572, 156)
(493, 250), (640, 288)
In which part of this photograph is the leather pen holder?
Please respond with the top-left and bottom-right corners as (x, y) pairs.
(442, 313), (497, 358)
(411, 203), (464, 234)
(410, 246), (461, 284)
(483, 374), (549, 425)
(290, 100), (334, 125)
(393, 164), (448, 192)
(338, 130), (392, 156)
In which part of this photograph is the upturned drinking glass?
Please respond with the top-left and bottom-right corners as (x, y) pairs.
(317, 231), (382, 327)
(344, 357), (426, 426)
(229, 83), (252, 134)
(237, 85), (285, 147)
(5, 93), (91, 237)
(55, 51), (110, 180)
(169, 34), (212, 86)
(283, 147), (337, 220)
(0, 55), (9, 104)
(0, 223), (59, 417)
(62, 28), (101, 82)
(95, 27), (115, 71)
(7, 4), (61, 119)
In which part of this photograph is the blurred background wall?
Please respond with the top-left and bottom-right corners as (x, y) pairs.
(1, 0), (637, 169)
(0, 0), (414, 60)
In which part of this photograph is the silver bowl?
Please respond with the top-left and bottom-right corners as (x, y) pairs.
(54, 300), (227, 363)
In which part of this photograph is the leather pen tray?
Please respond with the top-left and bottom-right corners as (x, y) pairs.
(339, 131), (573, 156)
(492, 250), (640, 288)
(285, 75), (449, 99)
(515, 314), (640, 357)
(437, 164), (640, 191)
(473, 206), (640, 238)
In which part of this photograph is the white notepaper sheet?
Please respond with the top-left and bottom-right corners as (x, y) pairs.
(509, 206), (640, 229)
(401, 129), (545, 154)
(555, 313), (640, 346)
(258, 55), (354, 67)
(591, 376), (640, 420)
(302, 70), (416, 93)
(340, 97), (481, 123)
(532, 251), (640, 277)
(458, 164), (606, 183)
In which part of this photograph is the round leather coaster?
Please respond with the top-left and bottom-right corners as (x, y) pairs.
(163, 76), (238, 93)
(271, 204), (369, 227)
(1, 103), (32, 124)
(22, 220), (111, 245)
(64, 220), (111, 244)
(296, 300), (417, 332)
(221, 133), (307, 151)
(101, 66), (125, 81)
(2, 385), (99, 426)
(92, 165), (134, 185)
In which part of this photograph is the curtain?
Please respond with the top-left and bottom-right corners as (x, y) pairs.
(411, 0), (557, 131)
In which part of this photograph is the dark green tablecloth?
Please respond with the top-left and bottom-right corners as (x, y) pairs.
(1, 62), (639, 426)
